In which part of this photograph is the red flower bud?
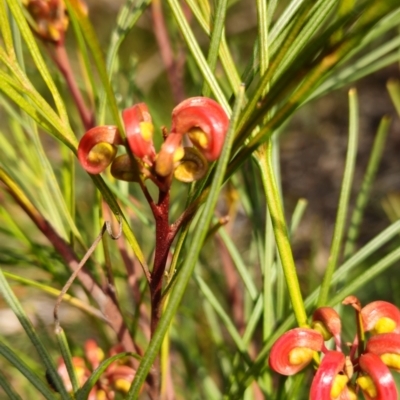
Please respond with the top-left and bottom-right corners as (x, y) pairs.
(361, 301), (400, 335)
(269, 328), (324, 375)
(171, 97), (229, 161)
(155, 132), (184, 177)
(310, 351), (347, 400)
(78, 125), (122, 174)
(358, 353), (398, 400)
(123, 103), (156, 163)
(312, 307), (342, 349)
(24, 0), (69, 44)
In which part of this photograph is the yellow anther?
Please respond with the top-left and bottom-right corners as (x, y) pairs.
(96, 389), (107, 400)
(312, 321), (333, 341)
(96, 347), (105, 362)
(357, 376), (377, 398)
(373, 317), (397, 334)
(330, 374), (348, 398)
(114, 378), (131, 393)
(381, 353), (400, 370)
(88, 143), (117, 165)
(288, 347), (314, 366)
(188, 128), (208, 149)
(74, 366), (86, 382)
(139, 122), (154, 141)
(173, 147), (185, 162)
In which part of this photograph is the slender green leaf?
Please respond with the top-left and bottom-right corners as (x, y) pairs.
(98, 0), (152, 124)
(202, 0), (228, 97)
(167, 0), (230, 114)
(218, 228), (258, 301)
(0, 341), (57, 400)
(0, 369), (23, 400)
(185, 0), (241, 94)
(317, 88), (359, 306)
(65, 0), (124, 134)
(5, 0), (69, 125)
(55, 327), (79, 393)
(195, 273), (247, 353)
(76, 352), (140, 400)
(0, 269), (70, 398)
(344, 115), (391, 259)
(3, 271), (106, 320)
(387, 79), (400, 116)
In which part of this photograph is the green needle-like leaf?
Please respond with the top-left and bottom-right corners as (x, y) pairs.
(317, 88), (359, 307)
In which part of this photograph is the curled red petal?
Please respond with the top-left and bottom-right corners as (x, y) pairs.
(78, 125), (122, 174)
(366, 332), (400, 370)
(123, 103), (156, 161)
(367, 333), (400, 355)
(171, 97), (229, 161)
(268, 328), (324, 375)
(358, 353), (398, 400)
(310, 351), (346, 400)
(361, 301), (400, 334)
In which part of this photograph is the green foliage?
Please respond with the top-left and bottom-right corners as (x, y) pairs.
(0, 0), (399, 398)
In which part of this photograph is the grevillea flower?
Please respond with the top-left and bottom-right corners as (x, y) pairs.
(155, 97), (229, 178)
(55, 339), (135, 398)
(78, 97), (229, 186)
(170, 97), (229, 161)
(23, 0), (87, 44)
(268, 327), (324, 375)
(77, 125), (122, 174)
(269, 299), (400, 400)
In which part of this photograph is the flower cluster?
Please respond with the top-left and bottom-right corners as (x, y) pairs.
(54, 339), (135, 399)
(77, 97), (229, 187)
(269, 297), (400, 399)
(23, 0), (87, 44)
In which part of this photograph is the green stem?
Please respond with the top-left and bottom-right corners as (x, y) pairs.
(255, 140), (307, 327)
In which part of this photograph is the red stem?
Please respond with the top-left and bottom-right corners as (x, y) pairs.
(51, 44), (94, 130)
(151, 0), (185, 104)
(150, 189), (173, 335)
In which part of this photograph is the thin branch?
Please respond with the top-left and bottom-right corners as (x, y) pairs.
(51, 44), (94, 130)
